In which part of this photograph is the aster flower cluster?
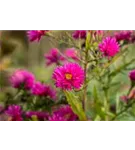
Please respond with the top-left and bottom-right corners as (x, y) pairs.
(10, 69), (56, 100)
(4, 104), (78, 121)
(1, 30), (135, 121)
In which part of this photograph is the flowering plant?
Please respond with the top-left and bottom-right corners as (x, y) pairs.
(0, 30), (135, 121)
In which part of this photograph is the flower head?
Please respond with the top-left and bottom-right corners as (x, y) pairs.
(99, 37), (120, 57)
(27, 30), (49, 42)
(129, 70), (135, 82)
(5, 105), (23, 121)
(72, 30), (86, 39)
(49, 105), (78, 121)
(53, 63), (84, 90)
(26, 111), (49, 121)
(31, 81), (56, 99)
(114, 31), (132, 42)
(65, 48), (79, 61)
(10, 69), (35, 90)
(44, 48), (65, 66)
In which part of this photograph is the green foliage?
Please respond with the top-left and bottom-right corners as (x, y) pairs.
(64, 91), (87, 121)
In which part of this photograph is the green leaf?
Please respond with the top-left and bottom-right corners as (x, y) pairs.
(64, 91), (87, 121)
(93, 86), (106, 119)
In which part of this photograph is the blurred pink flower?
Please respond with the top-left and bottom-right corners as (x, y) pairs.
(26, 111), (49, 121)
(31, 81), (56, 99)
(53, 63), (84, 90)
(5, 105), (23, 121)
(94, 30), (104, 36)
(99, 37), (120, 57)
(44, 48), (65, 66)
(72, 30), (86, 39)
(10, 69), (35, 90)
(49, 105), (78, 121)
(27, 30), (49, 42)
(129, 70), (135, 82)
(114, 30), (132, 42)
(65, 48), (79, 61)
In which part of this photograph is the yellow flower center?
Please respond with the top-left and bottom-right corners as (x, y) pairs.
(65, 73), (72, 80)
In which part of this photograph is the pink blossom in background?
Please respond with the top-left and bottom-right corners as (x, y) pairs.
(72, 30), (86, 39)
(52, 63), (84, 90)
(94, 30), (104, 36)
(114, 30), (132, 42)
(65, 48), (79, 61)
(99, 37), (120, 58)
(31, 81), (56, 99)
(27, 30), (49, 42)
(129, 70), (135, 82)
(49, 105), (78, 121)
(26, 111), (49, 121)
(5, 105), (23, 121)
(44, 48), (65, 66)
(10, 69), (35, 90)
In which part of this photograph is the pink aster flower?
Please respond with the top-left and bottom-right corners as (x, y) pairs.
(129, 70), (135, 82)
(99, 37), (120, 58)
(72, 30), (86, 39)
(26, 111), (49, 121)
(65, 48), (79, 61)
(27, 30), (49, 42)
(44, 48), (65, 66)
(114, 30), (132, 42)
(9, 69), (35, 90)
(49, 105), (78, 121)
(31, 81), (56, 99)
(52, 63), (84, 90)
(5, 105), (23, 121)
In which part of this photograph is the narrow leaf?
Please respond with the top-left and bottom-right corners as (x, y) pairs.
(64, 91), (87, 121)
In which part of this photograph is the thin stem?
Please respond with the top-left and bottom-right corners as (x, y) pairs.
(13, 90), (23, 101)
(112, 85), (134, 120)
(112, 99), (135, 120)
(83, 49), (89, 112)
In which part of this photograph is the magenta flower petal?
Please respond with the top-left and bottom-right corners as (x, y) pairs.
(72, 30), (86, 39)
(65, 48), (79, 61)
(53, 63), (84, 90)
(5, 105), (23, 121)
(9, 69), (35, 90)
(27, 30), (49, 42)
(44, 48), (65, 66)
(49, 105), (78, 121)
(31, 81), (56, 99)
(99, 37), (120, 58)
(129, 70), (135, 82)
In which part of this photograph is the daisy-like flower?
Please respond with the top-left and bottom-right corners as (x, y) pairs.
(99, 37), (120, 58)
(65, 48), (79, 61)
(44, 48), (65, 66)
(31, 81), (56, 99)
(52, 63), (84, 90)
(129, 70), (135, 82)
(9, 69), (35, 90)
(72, 30), (86, 39)
(49, 105), (78, 121)
(27, 30), (49, 42)
(5, 105), (23, 121)
(26, 111), (49, 121)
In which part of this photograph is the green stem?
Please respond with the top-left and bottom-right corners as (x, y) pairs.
(112, 85), (134, 120)
(83, 49), (89, 112)
(104, 89), (109, 121)
(13, 90), (23, 101)
(112, 99), (135, 120)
